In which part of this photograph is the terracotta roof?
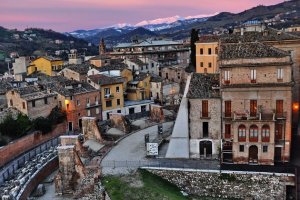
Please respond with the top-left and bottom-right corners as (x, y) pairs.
(196, 35), (220, 43)
(88, 74), (124, 86)
(187, 73), (220, 99)
(64, 63), (93, 75)
(219, 42), (289, 60)
(97, 63), (128, 72)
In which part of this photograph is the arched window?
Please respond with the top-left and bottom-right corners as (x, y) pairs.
(261, 125), (270, 142)
(238, 124), (246, 142)
(249, 125), (258, 142)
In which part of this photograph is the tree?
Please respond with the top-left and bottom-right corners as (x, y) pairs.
(33, 117), (52, 134)
(190, 28), (199, 69)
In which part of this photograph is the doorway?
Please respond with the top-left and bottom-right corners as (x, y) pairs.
(78, 119), (82, 130)
(200, 140), (212, 158)
(203, 122), (209, 138)
(275, 147), (282, 162)
(249, 145), (258, 163)
(68, 122), (73, 132)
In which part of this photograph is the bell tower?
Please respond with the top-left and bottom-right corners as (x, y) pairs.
(99, 38), (106, 55)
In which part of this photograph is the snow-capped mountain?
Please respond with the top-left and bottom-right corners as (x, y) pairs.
(67, 13), (215, 39)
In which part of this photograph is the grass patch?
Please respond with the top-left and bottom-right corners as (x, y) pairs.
(103, 169), (188, 200)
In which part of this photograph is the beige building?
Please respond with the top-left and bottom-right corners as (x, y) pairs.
(59, 63), (93, 82)
(195, 35), (219, 74)
(6, 86), (57, 119)
(187, 73), (221, 159)
(219, 42), (293, 165)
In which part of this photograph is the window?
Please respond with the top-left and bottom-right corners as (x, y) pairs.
(141, 105), (146, 112)
(151, 63), (154, 68)
(70, 96), (73, 100)
(262, 125), (270, 142)
(104, 88), (110, 95)
(202, 100), (208, 118)
(208, 48), (212, 55)
(77, 100), (80, 106)
(238, 125), (246, 142)
(277, 68), (283, 80)
(96, 108), (100, 114)
(225, 124), (231, 139)
(66, 103), (69, 110)
(117, 99), (121, 106)
(95, 96), (98, 105)
(200, 48), (204, 55)
(10, 99), (13, 106)
(249, 125), (258, 142)
(208, 63), (212, 68)
(32, 100), (35, 107)
(86, 98), (90, 105)
(239, 145), (244, 152)
(129, 107), (135, 114)
(225, 101), (231, 117)
(275, 124), (283, 141)
(44, 98), (48, 104)
(250, 69), (256, 83)
(116, 86), (120, 93)
(11, 91), (14, 95)
(87, 109), (91, 116)
(224, 71), (230, 84)
(276, 100), (284, 117)
(200, 62), (204, 67)
(156, 83), (159, 89)
(22, 102), (26, 109)
(117, 110), (121, 113)
(106, 100), (112, 107)
(262, 145), (268, 153)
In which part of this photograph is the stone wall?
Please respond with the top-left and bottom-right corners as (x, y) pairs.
(109, 113), (130, 133)
(150, 104), (164, 123)
(148, 169), (287, 200)
(82, 117), (103, 142)
(0, 123), (66, 167)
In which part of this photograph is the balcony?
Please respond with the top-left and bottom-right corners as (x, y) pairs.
(104, 94), (114, 99)
(223, 111), (276, 121)
(200, 112), (211, 119)
(275, 112), (287, 120)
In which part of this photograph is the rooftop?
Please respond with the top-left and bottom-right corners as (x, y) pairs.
(96, 63), (128, 72)
(11, 85), (56, 101)
(219, 42), (289, 60)
(197, 35), (220, 43)
(33, 56), (62, 62)
(150, 75), (163, 83)
(187, 73), (220, 99)
(38, 76), (98, 96)
(133, 72), (150, 82)
(88, 74), (124, 86)
(64, 63), (93, 75)
(0, 81), (12, 94)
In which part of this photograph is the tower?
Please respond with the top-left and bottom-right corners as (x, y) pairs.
(99, 38), (106, 55)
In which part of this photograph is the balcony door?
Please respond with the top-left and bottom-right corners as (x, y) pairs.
(225, 101), (231, 117)
(276, 100), (283, 117)
(250, 100), (257, 117)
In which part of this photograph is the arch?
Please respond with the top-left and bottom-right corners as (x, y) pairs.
(249, 124), (258, 142)
(249, 145), (258, 163)
(261, 124), (270, 142)
(238, 124), (246, 142)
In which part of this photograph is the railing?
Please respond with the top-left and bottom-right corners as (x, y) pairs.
(275, 112), (287, 119)
(224, 112), (276, 121)
(200, 112), (211, 119)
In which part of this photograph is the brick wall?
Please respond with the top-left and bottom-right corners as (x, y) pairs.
(0, 123), (66, 167)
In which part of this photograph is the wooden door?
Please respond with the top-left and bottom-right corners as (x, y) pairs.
(202, 100), (208, 118)
(250, 100), (257, 117)
(275, 124), (283, 141)
(249, 145), (258, 163)
(225, 101), (231, 117)
(275, 147), (282, 162)
(276, 100), (283, 117)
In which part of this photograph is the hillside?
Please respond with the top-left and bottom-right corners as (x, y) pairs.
(72, 0), (300, 44)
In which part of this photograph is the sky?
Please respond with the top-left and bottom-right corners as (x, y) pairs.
(0, 0), (285, 32)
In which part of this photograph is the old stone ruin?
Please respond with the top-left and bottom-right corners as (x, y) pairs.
(55, 117), (106, 199)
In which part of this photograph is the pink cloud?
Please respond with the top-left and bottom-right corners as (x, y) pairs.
(0, 0), (285, 31)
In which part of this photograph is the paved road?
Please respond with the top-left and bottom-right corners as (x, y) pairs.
(101, 121), (220, 175)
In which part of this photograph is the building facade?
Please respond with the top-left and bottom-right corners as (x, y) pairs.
(27, 56), (64, 76)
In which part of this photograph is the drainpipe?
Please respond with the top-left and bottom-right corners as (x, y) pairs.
(220, 85), (223, 173)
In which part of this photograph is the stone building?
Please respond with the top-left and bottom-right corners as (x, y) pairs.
(59, 63), (93, 82)
(219, 42), (293, 165)
(38, 76), (101, 131)
(0, 81), (12, 111)
(187, 73), (221, 159)
(89, 55), (111, 68)
(6, 85), (57, 119)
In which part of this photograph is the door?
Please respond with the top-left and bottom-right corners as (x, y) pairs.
(200, 141), (212, 158)
(249, 145), (258, 163)
(276, 100), (283, 117)
(275, 124), (283, 141)
(78, 119), (82, 129)
(225, 101), (231, 117)
(68, 122), (73, 132)
(203, 122), (209, 138)
(250, 100), (257, 117)
(275, 147), (282, 162)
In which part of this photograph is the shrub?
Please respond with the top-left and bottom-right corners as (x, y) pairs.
(48, 106), (66, 125)
(33, 117), (52, 134)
